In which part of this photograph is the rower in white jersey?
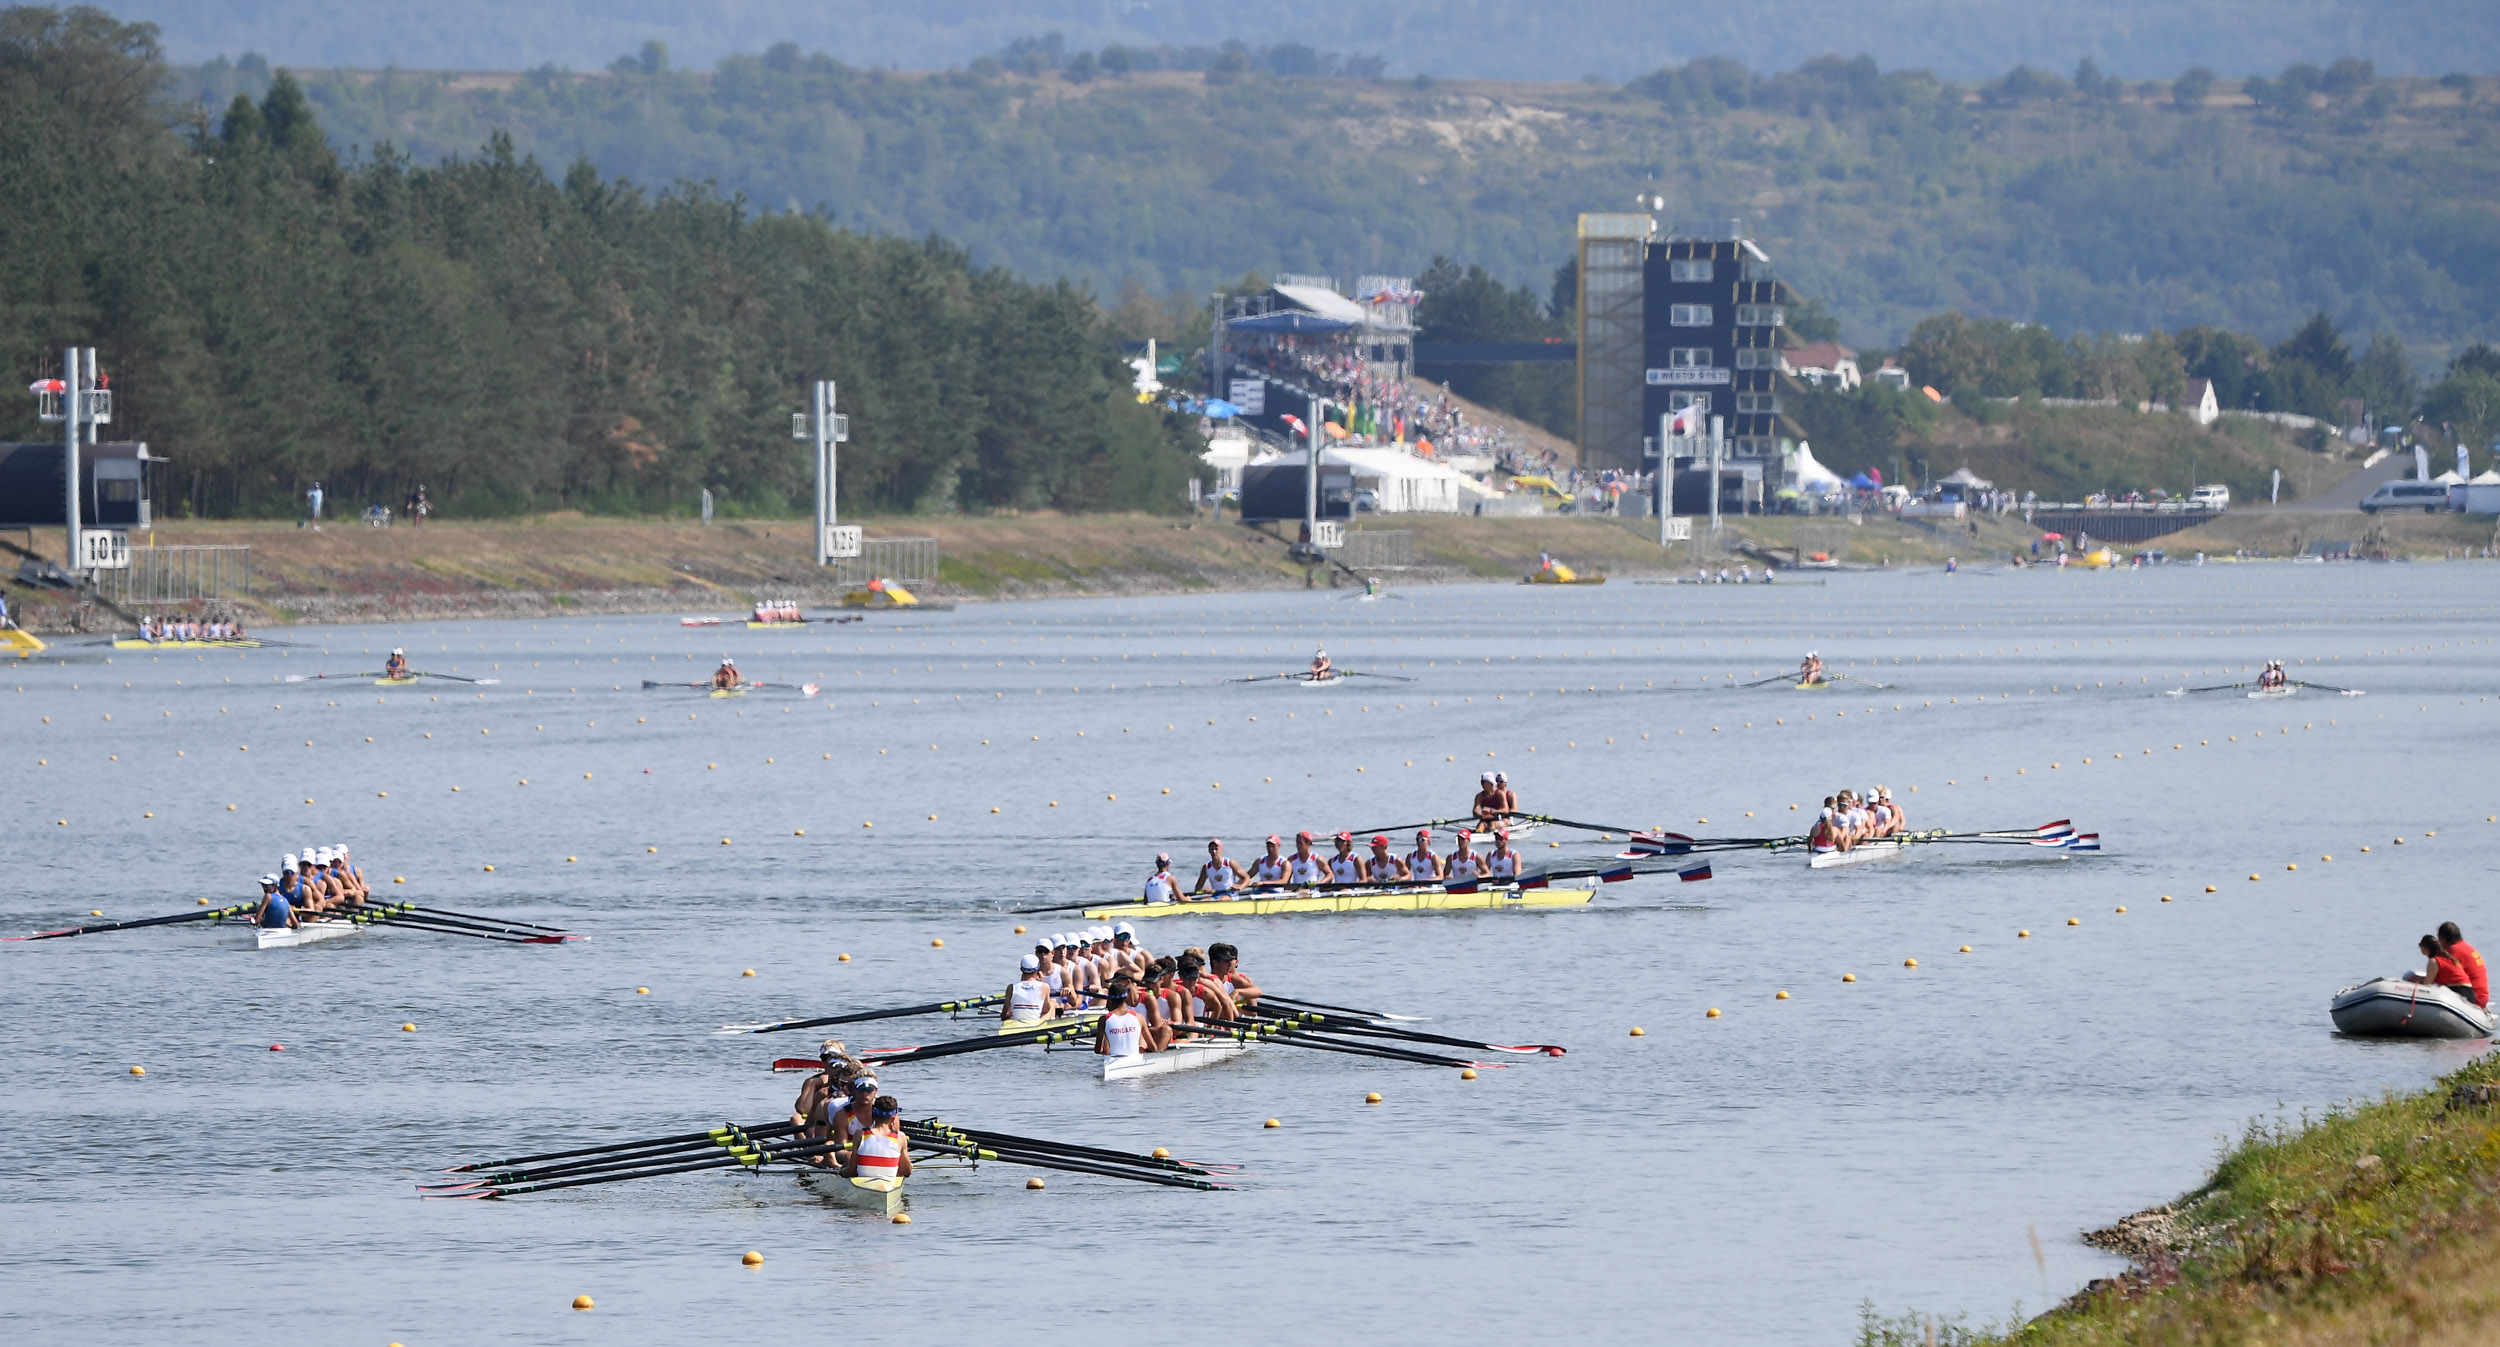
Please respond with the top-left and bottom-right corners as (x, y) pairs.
(1326, 831), (1365, 884)
(1094, 984), (1149, 1059)
(1363, 834), (1407, 883)
(1195, 838), (1247, 896)
(1285, 831), (1330, 886)
(1001, 954), (1061, 1025)
(1247, 834), (1292, 887)
(1110, 922), (1153, 973)
(1404, 828), (1445, 883)
(1444, 828), (1486, 881)
(1142, 853), (1184, 904)
(1485, 829), (1522, 879)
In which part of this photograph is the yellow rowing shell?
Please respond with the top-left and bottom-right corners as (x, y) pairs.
(1082, 888), (1595, 920)
(996, 1010), (1102, 1035)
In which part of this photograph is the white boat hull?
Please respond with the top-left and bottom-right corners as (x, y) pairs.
(231, 918), (364, 950)
(1100, 1039), (1253, 1081)
(2248, 686), (2295, 699)
(2330, 978), (2494, 1039)
(1808, 838), (1913, 869)
(796, 1170), (904, 1214)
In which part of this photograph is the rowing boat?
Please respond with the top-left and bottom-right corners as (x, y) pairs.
(1521, 572), (1605, 585)
(2248, 686), (2296, 700)
(709, 686), (748, 699)
(1301, 673), (1346, 687)
(746, 620), (809, 630)
(376, 676), (419, 686)
(997, 1010), (1102, 1036)
(1807, 838), (1913, 869)
(1082, 887), (1594, 920)
(1099, 1039), (1252, 1082)
(795, 1170), (905, 1213)
(1794, 680), (1832, 691)
(112, 638), (260, 649)
(228, 916), (365, 950)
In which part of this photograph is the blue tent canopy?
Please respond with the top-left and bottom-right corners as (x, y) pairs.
(1201, 399), (1242, 418)
(1847, 472), (1878, 489)
(1227, 312), (1357, 334)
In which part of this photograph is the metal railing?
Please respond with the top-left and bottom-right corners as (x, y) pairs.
(830, 537), (939, 587)
(1333, 530), (1415, 569)
(89, 545), (251, 606)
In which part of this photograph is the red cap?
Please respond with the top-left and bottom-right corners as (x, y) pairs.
(1334, 830), (1353, 841)
(1371, 835), (1389, 847)
(1416, 828), (1432, 839)
(1295, 830), (1313, 841)
(1267, 834), (1283, 845)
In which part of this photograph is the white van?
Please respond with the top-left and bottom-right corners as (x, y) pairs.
(2359, 480), (2457, 514)
(2188, 483), (2230, 511)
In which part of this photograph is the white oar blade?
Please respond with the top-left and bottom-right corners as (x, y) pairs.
(474, 678), (500, 685)
(802, 683), (820, 698)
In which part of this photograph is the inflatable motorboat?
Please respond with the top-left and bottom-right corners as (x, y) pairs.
(2329, 978), (2495, 1039)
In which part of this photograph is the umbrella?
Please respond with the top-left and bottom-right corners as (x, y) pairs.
(1202, 399), (1242, 418)
(2038, 532), (2065, 541)
(1847, 472), (1878, 490)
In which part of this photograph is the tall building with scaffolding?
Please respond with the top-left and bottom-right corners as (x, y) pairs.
(1576, 216), (1805, 486)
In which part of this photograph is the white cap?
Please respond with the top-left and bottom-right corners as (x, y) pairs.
(1020, 954), (1041, 972)
(1114, 922), (1135, 937)
(391, 647), (404, 655)
(720, 657), (734, 666)
(281, 853), (298, 869)
(260, 873), (280, 885)
(1481, 771), (1495, 782)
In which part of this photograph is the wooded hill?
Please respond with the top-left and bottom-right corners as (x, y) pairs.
(0, 8), (1200, 521)
(183, 46), (2500, 363)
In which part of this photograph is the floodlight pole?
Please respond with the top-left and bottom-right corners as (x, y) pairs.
(64, 346), (81, 569)
(799, 380), (848, 567)
(1306, 392), (1328, 544)
(1655, 415), (1674, 548)
(1708, 415), (1725, 536)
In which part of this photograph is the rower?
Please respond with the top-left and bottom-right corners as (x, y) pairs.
(1310, 648), (1333, 681)
(2440, 922), (2489, 1008)
(1485, 829), (1522, 880)
(1111, 922), (1153, 973)
(1364, 834), (1408, 884)
(1492, 772), (1518, 816)
(1799, 651), (1824, 686)
(1034, 938), (1070, 1005)
(839, 1096), (912, 1180)
(330, 843), (369, 906)
(791, 1041), (858, 1151)
(1195, 839), (1247, 897)
(711, 657), (741, 690)
(1208, 942), (1261, 1011)
(1002, 954), (1061, 1025)
(1327, 832), (1365, 885)
(1404, 828), (1445, 883)
(1471, 772), (1505, 827)
(1095, 983), (1149, 1059)
(1137, 964), (1183, 1046)
(384, 648), (408, 679)
(275, 855), (311, 915)
(1247, 835), (1291, 888)
(1875, 786), (1905, 835)
(1142, 853), (1183, 905)
(251, 872), (297, 931)
(826, 1075), (880, 1153)
(1178, 949), (1238, 1022)
(1286, 831), (1329, 886)
(1444, 828), (1486, 881)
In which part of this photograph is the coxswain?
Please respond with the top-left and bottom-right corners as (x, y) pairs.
(1247, 835), (1292, 888)
(1444, 829), (1486, 881)
(840, 1096), (912, 1180)
(1327, 832), (1365, 884)
(1111, 922), (1153, 973)
(1096, 983), (1149, 1059)
(1195, 839), (1246, 897)
(1002, 954), (1061, 1026)
(2439, 922), (2490, 1008)
(1404, 828), (1445, 883)
(1485, 829), (1522, 880)
(1309, 648), (1333, 681)
(1209, 942), (1261, 1011)
(383, 648), (408, 679)
(1286, 831), (1329, 886)
(251, 873), (297, 931)
(712, 657), (741, 690)
(1142, 853), (1183, 905)
(1471, 772), (1505, 826)
(1799, 651), (1824, 686)
(1363, 834), (1407, 884)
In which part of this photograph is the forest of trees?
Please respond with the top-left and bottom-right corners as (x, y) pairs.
(0, 8), (1201, 520)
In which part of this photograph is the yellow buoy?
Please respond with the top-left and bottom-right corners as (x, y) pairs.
(721, 838), (732, 846)
(1903, 958), (1918, 968)
(1152, 1147), (1170, 1159)
(741, 1250), (763, 1267)
(891, 1213), (910, 1225)
(1842, 973), (1857, 982)
(742, 969), (756, 977)
(837, 953), (850, 962)
(1366, 1092), (1383, 1104)
(2067, 918), (2080, 926)
(2205, 884), (2218, 892)
(1775, 990), (1790, 1000)
(636, 988), (649, 995)
(2116, 906), (2128, 914)
(128, 1065), (145, 1075)
(402, 1023), (416, 1032)
(566, 856), (577, 863)
(1705, 1007), (1722, 1018)
(1629, 1026), (1646, 1036)
(2248, 873), (2260, 881)
(573, 1295), (594, 1310)
(1264, 1118), (1282, 1128)
(1014, 926), (1026, 934)
(2286, 863), (2297, 871)
(1959, 945), (1972, 953)
(2161, 895), (2172, 902)
(197, 897), (210, 905)
(483, 864), (494, 872)
(1459, 1069), (1478, 1080)
(1026, 1177), (1045, 1189)
(2018, 930), (2030, 938)
(931, 938), (944, 948)
(794, 829), (804, 836)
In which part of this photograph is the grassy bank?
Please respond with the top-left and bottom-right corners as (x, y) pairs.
(1864, 1054), (2500, 1346)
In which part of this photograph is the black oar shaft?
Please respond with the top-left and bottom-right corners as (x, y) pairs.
(15, 903), (249, 941)
(448, 1121), (798, 1173)
(904, 1122), (1208, 1175)
(406, 905), (570, 934)
(744, 994), (1004, 1034)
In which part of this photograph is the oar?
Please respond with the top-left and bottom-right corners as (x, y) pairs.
(1222, 672), (1322, 684)
(908, 1134), (1227, 1190)
(2291, 679), (2367, 696)
(718, 993), (1005, 1035)
(856, 1019), (1092, 1066)
(382, 907), (577, 941)
(1338, 670), (1418, 683)
(1254, 993), (1429, 1023)
(1833, 672), (1894, 690)
(6, 902), (250, 941)
(360, 910), (573, 944)
(1276, 1010), (1564, 1057)
(400, 905), (573, 936)
(415, 670), (501, 685)
(439, 1139), (834, 1199)
(2163, 682), (2248, 696)
(902, 1121), (1215, 1176)
(1182, 1019), (1480, 1068)
(1729, 672), (1798, 689)
(440, 1122), (799, 1174)
(281, 670), (385, 683)
(422, 1127), (795, 1189)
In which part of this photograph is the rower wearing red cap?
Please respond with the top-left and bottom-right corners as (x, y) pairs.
(1327, 832), (1364, 884)
(1486, 830), (1522, 880)
(1405, 829), (1445, 882)
(1445, 829), (1486, 881)
(1287, 831), (1330, 885)
(1142, 854), (1183, 905)
(1195, 839), (1248, 897)
(1364, 834), (1408, 883)
(1247, 835), (1292, 887)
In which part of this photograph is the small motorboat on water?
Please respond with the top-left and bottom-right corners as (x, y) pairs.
(2329, 978), (2495, 1039)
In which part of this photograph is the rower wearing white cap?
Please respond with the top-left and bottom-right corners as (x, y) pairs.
(1309, 647), (1333, 681)
(1405, 828), (1445, 883)
(1876, 785), (1906, 835)
(383, 648), (409, 679)
(275, 854), (309, 915)
(1001, 954), (1062, 1025)
(1492, 772), (1518, 817)
(1142, 854), (1183, 905)
(1111, 922), (1153, 974)
(335, 844), (370, 906)
(1195, 839), (1248, 898)
(711, 657), (741, 691)
(1471, 772), (1505, 826)
(251, 873), (298, 931)
(1799, 651), (1824, 686)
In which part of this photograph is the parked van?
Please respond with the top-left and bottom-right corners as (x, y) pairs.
(2359, 480), (2457, 514)
(2187, 483), (2231, 511)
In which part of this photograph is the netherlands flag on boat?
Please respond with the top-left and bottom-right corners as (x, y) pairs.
(1678, 863), (1713, 882)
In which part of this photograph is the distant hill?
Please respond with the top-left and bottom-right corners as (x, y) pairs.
(117, 0), (2500, 82)
(183, 51), (2500, 362)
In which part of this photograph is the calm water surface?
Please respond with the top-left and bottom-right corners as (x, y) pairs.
(6, 564), (2496, 1344)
